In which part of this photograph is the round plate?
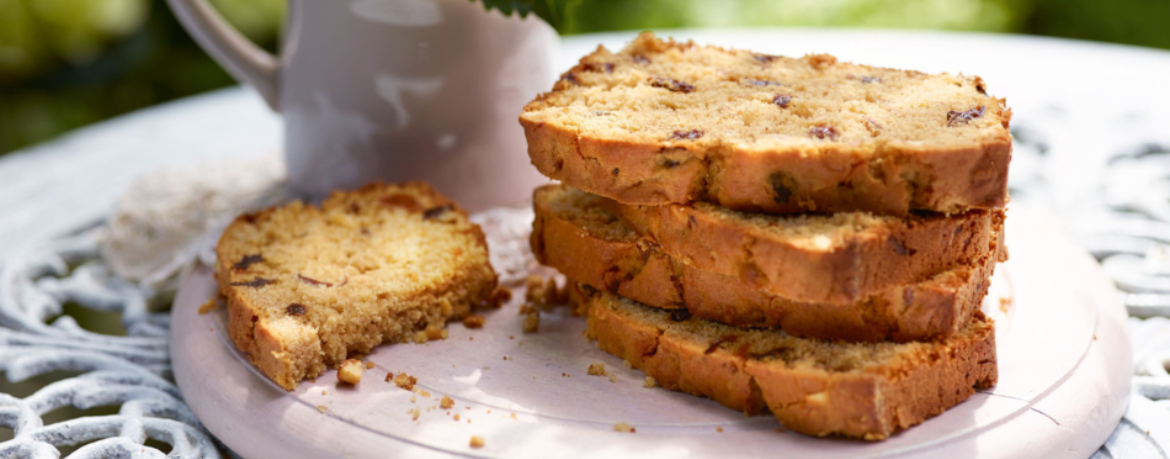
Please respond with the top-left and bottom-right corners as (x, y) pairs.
(172, 203), (1130, 459)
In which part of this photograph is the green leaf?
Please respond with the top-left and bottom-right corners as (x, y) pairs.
(471, 0), (580, 32)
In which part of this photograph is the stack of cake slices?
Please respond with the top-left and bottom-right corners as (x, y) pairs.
(520, 32), (1011, 440)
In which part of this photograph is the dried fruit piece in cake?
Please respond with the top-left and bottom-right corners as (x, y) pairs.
(520, 32), (1011, 215)
(216, 182), (498, 390)
(578, 287), (997, 440)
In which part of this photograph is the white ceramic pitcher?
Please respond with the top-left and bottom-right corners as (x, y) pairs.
(168, 0), (558, 210)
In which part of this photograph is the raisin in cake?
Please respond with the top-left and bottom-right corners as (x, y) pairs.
(532, 185), (1005, 341)
(520, 32), (1011, 215)
(577, 285), (997, 440)
(216, 182), (498, 390)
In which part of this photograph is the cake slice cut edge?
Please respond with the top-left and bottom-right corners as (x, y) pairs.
(215, 181), (499, 390)
(578, 285), (998, 440)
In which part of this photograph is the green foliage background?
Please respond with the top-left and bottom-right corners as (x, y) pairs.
(1, 0), (1167, 155)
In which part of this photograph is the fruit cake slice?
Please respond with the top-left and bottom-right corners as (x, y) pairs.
(532, 185), (1005, 342)
(520, 32), (1011, 216)
(578, 285), (997, 440)
(216, 182), (498, 390)
(535, 184), (998, 304)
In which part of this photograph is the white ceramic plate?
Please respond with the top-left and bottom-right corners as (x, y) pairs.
(171, 204), (1130, 459)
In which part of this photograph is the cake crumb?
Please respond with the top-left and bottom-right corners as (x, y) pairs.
(463, 314), (487, 328)
(454, 413), (461, 421)
(321, 390), (326, 395)
(525, 275), (546, 300)
(338, 359), (363, 384)
(317, 405), (328, 413)
(608, 374), (617, 383)
(717, 427), (724, 433)
(614, 422), (635, 433)
(364, 361), (375, 369)
(418, 389), (432, 398)
(622, 359), (633, 369)
(469, 435), (485, 448)
(392, 372), (417, 391)
(198, 299), (216, 314)
(424, 324), (448, 340)
(522, 310), (540, 333)
(643, 376), (657, 388)
(587, 363), (607, 376)
(482, 285), (511, 309)
(440, 395), (455, 409)
(411, 331), (428, 344)
(509, 412), (518, 420)
(410, 408), (420, 421)
(410, 396), (417, 403)
(999, 296), (1013, 313)
(554, 281), (570, 305)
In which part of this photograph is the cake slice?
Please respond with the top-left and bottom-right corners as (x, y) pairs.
(532, 185), (1004, 342)
(216, 182), (498, 390)
(520, 32), (1011, 216)
(578, 285), (998, 440)
(535, 184), (999, 304)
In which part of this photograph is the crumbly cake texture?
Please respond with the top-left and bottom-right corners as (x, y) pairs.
(532, 185), (1005, 342)
(216, 182), (498, 390)
(534, 184), (997, 304)
(577, 286), (998, 440)
(520, 32), (1012, 216)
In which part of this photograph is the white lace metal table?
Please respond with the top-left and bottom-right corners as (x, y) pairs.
(3, 30), (1170, 458)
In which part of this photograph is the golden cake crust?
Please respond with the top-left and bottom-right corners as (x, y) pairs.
(579, 286), (998, 440)
(532, 185), (1004, 342)
(216, 182), (498, 390)
(520, 32), (1012, 216)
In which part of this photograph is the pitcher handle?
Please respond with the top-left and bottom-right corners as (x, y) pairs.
(167, 0), (281, 110)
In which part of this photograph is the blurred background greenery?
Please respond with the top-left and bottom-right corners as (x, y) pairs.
(1, 0), (1167, 155)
